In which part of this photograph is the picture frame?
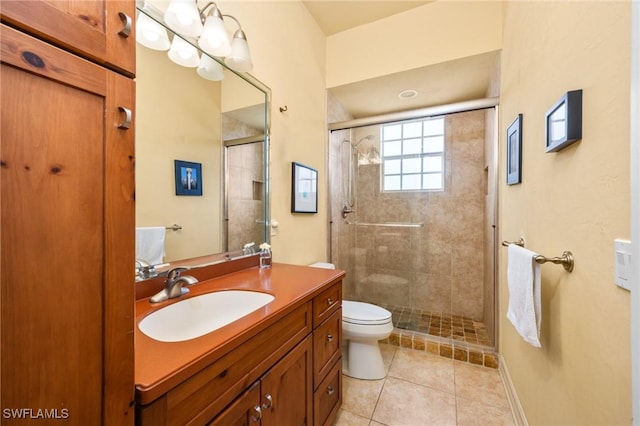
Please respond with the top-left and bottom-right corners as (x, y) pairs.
(506, 114), (523, 186)
(545, 89), (582, 152)
(174, 160), (202, 196)
(291, 162), (318, 213)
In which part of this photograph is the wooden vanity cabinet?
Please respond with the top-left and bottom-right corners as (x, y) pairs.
(136, 278), (344, 426)
(0, 0), (135, 76)
(311, 283), (343, 426)
(1, 1), (136, 424)
(211, 336), (313, 426)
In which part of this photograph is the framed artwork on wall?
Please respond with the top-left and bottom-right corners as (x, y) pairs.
(545, 89), (583, 152)
(174, 160), (202, 196)
(291, 162), (318, 213)
(507, 114), (523, 185)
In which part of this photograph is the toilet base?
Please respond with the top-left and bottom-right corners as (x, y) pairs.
(343, 339), (386, 380)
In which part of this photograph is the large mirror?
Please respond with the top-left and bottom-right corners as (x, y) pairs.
(135, 1), (270, 267)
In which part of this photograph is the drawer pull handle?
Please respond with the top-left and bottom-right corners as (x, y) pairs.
(118, 12), (132, 37)
(262, 393), (273, 410)
(117, 106), (132, 129)
(327, 386), (335, 395)
(327, 334), (334, 342)
(327, 298), (335, 306)
(250, 405), (262, 422)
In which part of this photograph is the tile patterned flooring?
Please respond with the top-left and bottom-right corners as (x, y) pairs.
(334, 344), (515, 426)
(381, 305), (492, 347)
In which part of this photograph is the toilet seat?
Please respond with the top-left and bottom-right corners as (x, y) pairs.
(342, 300), (392, 326)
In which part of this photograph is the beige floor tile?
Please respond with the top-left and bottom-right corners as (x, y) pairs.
(454, 361), (510, 410)
(456, 397), (516, 426)
(388, 347), (455, 393)
(372, 377), (456, 426)
(379, 342), (397, 372)
(341, 375), (385, 419)
(333, 409), (371, 426)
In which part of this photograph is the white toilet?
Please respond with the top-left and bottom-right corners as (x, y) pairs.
(309, 263), (394, 380)
(342, 300), (393, 380)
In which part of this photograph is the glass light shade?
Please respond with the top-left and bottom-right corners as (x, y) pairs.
(198, 14), (231, 57)
(136, 12), (170, 51)
(197, 55), (225, 81)
(168, 36), (200, 68)
(163, 0), (203, 38)
(224, 30), (253, 72)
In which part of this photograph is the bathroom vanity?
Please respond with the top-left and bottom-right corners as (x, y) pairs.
(135, 261), (344, 426)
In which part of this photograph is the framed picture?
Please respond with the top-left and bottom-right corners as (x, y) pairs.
(506, 114), (522, 186)
(545, 89), (582, 152)
(291, 162), (318, 213)
(174, 160), (202, 196)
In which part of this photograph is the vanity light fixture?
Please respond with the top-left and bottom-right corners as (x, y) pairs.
(197, 54), (225, 81)
(222, 15), (253, 72)
(136, 7), (171, 50)
(168, 35), (200, 68)
(161, 0), (253, 73)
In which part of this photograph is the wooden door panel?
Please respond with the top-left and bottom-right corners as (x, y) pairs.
(0, 0), (135, 76)
(261, 336), (313, 426)
(1, 22), (135, 425)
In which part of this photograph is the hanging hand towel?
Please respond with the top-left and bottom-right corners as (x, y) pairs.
(507, 244), (542, 347)
(135, 227), (166, 265)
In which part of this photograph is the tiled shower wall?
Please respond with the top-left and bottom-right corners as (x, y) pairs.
(336, 110), (487, 321)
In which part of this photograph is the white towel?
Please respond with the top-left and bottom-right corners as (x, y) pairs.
(135, 227), (166, 265)
(507, 244), (542, 347)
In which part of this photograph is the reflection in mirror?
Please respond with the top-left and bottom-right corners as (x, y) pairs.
(135, 2), (270, 268)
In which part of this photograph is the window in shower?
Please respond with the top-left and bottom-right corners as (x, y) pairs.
(381, 116), (445, 191)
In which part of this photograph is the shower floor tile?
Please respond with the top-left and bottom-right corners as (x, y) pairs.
(381, 304), (492, 346)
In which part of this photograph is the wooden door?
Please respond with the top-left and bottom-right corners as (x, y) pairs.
(0, 24), (135, 425)
(208, 382), (262, 426)
(0, 0), (135, 76)
(260, 336), (313, 426)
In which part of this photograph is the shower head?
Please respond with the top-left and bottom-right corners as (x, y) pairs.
(353, 135), (374, 147)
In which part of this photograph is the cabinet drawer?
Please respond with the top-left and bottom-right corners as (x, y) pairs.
(313, 359), (342, 426)
(313, 308), (342, 389)
(312, 281), (341, 328)
(157, 303), (311, 426)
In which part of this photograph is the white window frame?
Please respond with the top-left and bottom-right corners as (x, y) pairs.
(380, 116), (445, 192)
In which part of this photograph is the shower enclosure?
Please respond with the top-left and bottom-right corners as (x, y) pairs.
(329, 107), (498, 349)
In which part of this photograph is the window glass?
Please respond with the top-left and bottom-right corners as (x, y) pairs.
(381, 116), (445, 192)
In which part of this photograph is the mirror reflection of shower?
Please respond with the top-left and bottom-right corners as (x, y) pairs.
(341, 134), (375, 218)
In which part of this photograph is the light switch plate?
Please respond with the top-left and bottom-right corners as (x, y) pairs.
(614, 239), (632, 291)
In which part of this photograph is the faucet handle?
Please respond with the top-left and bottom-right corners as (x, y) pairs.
(167, 266), (190, 279)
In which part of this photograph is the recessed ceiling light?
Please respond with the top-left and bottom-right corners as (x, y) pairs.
(398, 89), (418, 100)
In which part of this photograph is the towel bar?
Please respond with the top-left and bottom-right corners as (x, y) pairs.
(502, 238), (574, 272)
(166, 224), (182, 231)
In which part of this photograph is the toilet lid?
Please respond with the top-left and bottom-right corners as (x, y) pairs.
(342, 300), (392, 325)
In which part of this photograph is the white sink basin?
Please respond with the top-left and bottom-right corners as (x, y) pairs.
(139, 290), (275, 342)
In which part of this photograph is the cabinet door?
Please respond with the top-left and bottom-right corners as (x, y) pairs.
(208, 382), (262, 426)
(313, 308), (342, 389)
(0, 0), (135, 76)
(1, 24), (135, 425)
(260, 336), (313, 426)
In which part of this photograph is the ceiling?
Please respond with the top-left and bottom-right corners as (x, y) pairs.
(301, 1), (431, 36)
(301, 1), (499, 119)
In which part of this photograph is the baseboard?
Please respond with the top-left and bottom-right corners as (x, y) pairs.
(498, 354), (528, 426)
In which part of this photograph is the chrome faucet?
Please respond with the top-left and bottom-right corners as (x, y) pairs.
(242, 242), (256, 255)
(149, 267), (198, 303)
(136, 258), (157, 279)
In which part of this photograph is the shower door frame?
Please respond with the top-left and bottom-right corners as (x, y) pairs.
(327, 97), (500, 349)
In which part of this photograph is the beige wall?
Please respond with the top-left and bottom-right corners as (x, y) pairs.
(499, 1), (632, 424)
(326, 0), (502, 88)
(218, 0), (328, 265)
(136, 46), (223, 262)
